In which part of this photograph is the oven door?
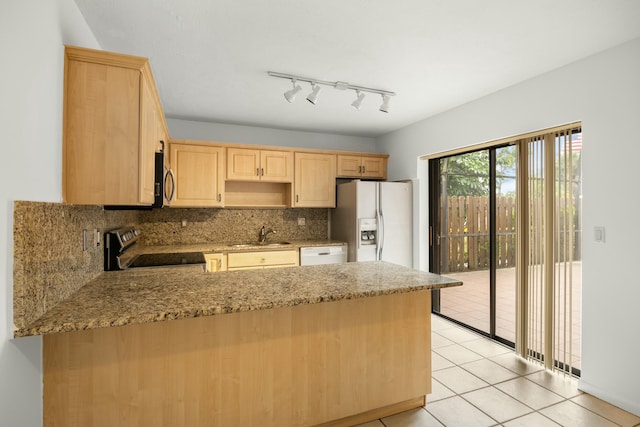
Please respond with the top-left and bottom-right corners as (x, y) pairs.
(126, 252), (206, 270)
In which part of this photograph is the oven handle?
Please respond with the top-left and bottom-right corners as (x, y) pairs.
(165, 167), (176, 205)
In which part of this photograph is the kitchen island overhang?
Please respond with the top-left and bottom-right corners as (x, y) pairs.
(37, 261), (461, 427)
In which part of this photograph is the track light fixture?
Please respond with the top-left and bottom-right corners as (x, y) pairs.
(306, 82), (321, 105)
(379, 94), (391, 113)
(351, 90), (365, 110)
(284, 79), (302, 103)
(268, 71), (395, 113)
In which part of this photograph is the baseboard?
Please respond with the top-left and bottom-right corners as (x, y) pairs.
(313, 396), (426, 427)
(578, 379), (640, 417)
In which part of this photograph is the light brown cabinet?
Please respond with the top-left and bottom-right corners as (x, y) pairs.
(62, 46), (167, 206)
(167, 142), (225, 207)
(226, 250), (298, 270)
(293, 152), (336, 208)
(337, 155), (387, 179)
(227, 148), (293, 182)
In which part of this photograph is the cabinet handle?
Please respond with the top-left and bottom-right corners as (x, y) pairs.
(362, 165), (366, 173)
(296, 195), (299, 203)
(257, 168), (260, 176)
(261, 168), (264, 176)
(218, 193), (222, 202)
(165, 167), (176, 205)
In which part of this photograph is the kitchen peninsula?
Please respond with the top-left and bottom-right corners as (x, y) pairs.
(30, 260), (461, 427)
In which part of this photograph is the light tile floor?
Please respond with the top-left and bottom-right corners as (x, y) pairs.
(355, 314), (640, 427)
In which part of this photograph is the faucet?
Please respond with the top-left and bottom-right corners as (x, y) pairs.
(258, 225), (276, 243)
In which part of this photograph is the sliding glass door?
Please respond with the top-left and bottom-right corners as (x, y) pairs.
(429, 125), (582, 376)
(430, 145), (517, 345)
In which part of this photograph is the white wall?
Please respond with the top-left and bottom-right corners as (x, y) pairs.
(377, 37), (640, 416)
(167, 118), (377, 152)
(0, 1), (99, 426)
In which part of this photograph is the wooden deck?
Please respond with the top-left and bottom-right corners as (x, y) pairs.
(439, 262), (582, 370)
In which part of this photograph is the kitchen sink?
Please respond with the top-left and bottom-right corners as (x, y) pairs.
(229, 241), (291, 248)
(261, 241), (291, 247)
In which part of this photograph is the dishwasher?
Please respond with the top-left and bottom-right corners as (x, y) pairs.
(299, 244), (347, 265)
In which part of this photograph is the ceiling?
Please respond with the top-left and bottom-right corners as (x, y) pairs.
(74, 0), (640, 138)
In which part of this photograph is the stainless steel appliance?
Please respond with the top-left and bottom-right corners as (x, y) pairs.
(299, 244), (347, 266)
(104, 226), (205, 271)
(330, 180), (412, 268)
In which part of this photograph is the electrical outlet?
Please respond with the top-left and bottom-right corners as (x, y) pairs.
(594, 226), (605, 243)
(181, 219), (188, 227)
(94, 228), (101, 247)
(298, 217), (306, 226)
(82, 229), (89, 251)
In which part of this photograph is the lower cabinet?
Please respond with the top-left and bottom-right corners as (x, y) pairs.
(204, 253), (227, 273)
(227, 250), (298, 270)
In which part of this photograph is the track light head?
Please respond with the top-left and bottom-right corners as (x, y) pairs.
(306, 83), (321, 105)
(351, 90), (365, 110)
(284, 79), (302, 103)
(379, 94), (391, 113)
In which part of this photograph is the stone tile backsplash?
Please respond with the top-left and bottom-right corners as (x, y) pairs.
(12, 201), (328, 333)
(137, 208), (328, 245)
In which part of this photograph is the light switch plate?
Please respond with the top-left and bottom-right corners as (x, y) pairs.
(594, 226), (605, 243)
(298, 217), (306, 226)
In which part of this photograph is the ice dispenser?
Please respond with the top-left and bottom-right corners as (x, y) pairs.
(359, 218), (377, 246)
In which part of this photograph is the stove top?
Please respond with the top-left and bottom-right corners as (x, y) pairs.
(104, 227), (205, 270)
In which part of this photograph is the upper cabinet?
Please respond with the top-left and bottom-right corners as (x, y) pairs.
(227, 148), (293, 182)
(293, 153), (337, 208)
(167, 142), (225, 208)
(336, 155), (387, 179)
(62, 46), (168, 206)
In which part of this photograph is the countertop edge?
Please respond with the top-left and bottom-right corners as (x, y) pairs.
(15, 262), (462, 338)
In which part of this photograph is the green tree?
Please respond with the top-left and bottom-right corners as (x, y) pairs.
(440, 147), (516, 197)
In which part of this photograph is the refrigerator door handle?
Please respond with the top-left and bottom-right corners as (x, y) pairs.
(378, 208), (384, 260)
(377, 183), (384, 261)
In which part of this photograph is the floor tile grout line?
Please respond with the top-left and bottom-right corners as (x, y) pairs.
(419, 402), (454, 427)
(456, 386), (534, 425)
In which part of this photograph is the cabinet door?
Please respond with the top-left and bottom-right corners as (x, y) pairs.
(169, 143), (225, 207)
(139, 78), (159, 204)
(261, 150), (293, 182)
(227, 148), (261, 181)
(63, 59), (141, 205)
(294, 153), (336, 208)
(361, 156), (386, 179)
(336, 155), (362, 177)
(227, 250), (298, 270)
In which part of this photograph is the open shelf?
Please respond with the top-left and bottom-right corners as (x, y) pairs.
(224, 181), (292, 208)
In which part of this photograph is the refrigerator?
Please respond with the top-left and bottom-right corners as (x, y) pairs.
(330, 180), (412, 268)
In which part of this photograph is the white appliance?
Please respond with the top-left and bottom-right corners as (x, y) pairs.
(299, 244), (347, 265)
(330, 180), (412, 268)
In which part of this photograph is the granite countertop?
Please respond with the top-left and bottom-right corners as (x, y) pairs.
(144, 239), (346, 253)
(15, 261), (462, 338)
(118, 239), (347, 265)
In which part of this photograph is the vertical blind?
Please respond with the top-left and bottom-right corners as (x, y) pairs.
(517, 126), (581, 376)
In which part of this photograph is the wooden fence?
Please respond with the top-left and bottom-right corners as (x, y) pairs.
(440, 196), (580, 273)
